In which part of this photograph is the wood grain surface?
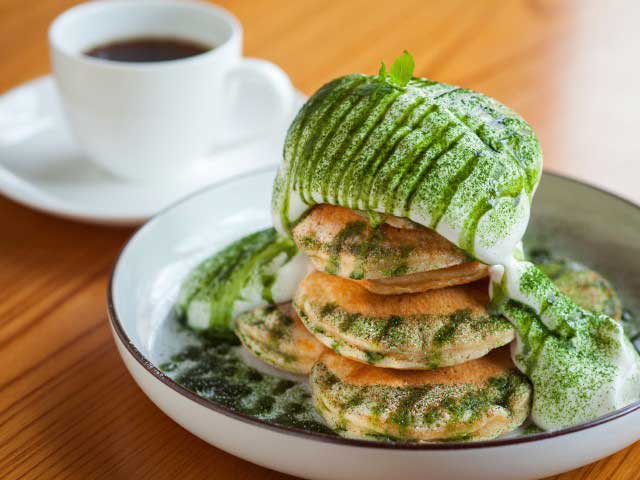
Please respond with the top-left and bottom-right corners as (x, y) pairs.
(1, 1), (639, 479)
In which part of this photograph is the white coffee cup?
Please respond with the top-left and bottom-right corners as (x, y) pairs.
(49, 0), (295, 181)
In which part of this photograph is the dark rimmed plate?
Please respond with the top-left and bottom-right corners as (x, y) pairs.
(108, 166), (640, 480)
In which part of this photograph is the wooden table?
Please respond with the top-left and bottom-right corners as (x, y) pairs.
(2, 1), (639, 478)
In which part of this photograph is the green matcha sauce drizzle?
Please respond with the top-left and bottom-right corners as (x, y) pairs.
(491, 254), (640, 430)
(176, 228), (303, 336)
(160, 326), (333, 435)
(272, 58), (542, 264)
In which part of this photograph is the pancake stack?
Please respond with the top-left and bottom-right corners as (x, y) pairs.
(231, 56), (545, 441)
(235, 204), (532, 441)
(185, 55), (637, 439)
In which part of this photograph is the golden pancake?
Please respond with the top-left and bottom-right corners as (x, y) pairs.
(310, 347), (531, 442)
(358, 261), (489, 295)
(292, 205), (487, 289)
(294, 272), (514, 369)
(234, 303), (325, 374)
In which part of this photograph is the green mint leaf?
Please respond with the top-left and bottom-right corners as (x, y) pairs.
(389, 50), (414, 88)
(377, 61), (387, 82)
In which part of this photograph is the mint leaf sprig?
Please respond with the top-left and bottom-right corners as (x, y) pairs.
(377, 61), (387, 82)
(377, 51), (415, 89)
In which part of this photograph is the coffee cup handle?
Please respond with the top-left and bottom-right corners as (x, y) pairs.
(210, 58), (295, 153)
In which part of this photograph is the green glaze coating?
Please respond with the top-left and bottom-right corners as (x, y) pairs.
(492, 262), (640, 430)
(532, 252), (622, 320)
(176, 228), (298, 336)
(272, 74), (542, 262)
(161, 332), (333, 434)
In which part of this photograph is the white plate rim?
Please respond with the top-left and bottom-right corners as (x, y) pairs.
(107, 164), (640, 450)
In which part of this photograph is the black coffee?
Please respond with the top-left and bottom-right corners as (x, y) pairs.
(85, 37), (211, 62)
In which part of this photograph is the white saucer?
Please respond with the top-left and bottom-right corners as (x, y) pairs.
(0, 76), (306, 225)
